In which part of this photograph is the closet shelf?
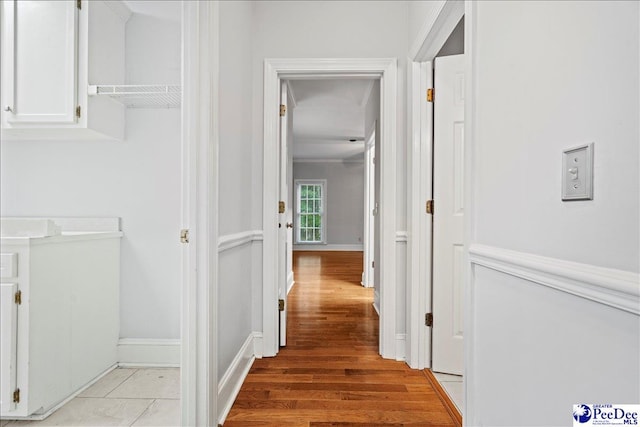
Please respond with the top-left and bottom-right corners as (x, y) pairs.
(88, 84), (181, 108)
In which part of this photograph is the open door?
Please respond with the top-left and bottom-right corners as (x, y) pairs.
(278, 81), (289, 347)
(432, 54), (465, 375)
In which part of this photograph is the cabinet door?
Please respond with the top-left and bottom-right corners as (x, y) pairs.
(2, 0), (78, 124)
(0, 283), (18, 413)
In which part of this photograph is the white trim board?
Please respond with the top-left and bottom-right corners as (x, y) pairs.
(118, 339), (181, 367)
(287, 271), (295, 295)
(293, 244), (363, 251)
(263, 58), (398, 360)
(218, 230), (263, 252)
(217, 333), (257, 426)
(469, 244), (640, 315)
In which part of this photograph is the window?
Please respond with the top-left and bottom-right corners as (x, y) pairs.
(295, 180), (326, 243)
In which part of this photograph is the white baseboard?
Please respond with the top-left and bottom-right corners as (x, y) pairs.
(218, 333), (257, 425)
(117, 338), (180, 367)
(253, 331), (263, 358)
(287, 271), (295, 295)
(373, 290), (380, 315)
(293, 244), (363, 251)
(395, 334), (406, 361)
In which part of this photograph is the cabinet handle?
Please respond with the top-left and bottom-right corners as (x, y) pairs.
(4, 106), (13, 112)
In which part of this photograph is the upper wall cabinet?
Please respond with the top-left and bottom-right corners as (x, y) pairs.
(0, 0), (129, 141)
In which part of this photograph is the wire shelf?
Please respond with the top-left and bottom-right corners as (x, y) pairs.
(88, 85), (181, 108)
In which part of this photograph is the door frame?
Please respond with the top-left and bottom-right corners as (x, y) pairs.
(263, 58), (398, 359)
(362, 121), (376, 288)
(181, 2), (218, 425)
(406, 0), (467, 370)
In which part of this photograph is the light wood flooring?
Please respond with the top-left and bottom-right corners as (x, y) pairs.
(224, 251), (458, 426)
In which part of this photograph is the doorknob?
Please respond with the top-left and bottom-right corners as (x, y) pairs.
(286, 222), (293, 228)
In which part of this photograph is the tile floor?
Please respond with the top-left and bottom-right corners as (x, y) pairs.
(0, 368), (179, 427)
(434, 372), (464, 412)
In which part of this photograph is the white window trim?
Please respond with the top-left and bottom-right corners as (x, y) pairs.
(294, 179), (327, 244)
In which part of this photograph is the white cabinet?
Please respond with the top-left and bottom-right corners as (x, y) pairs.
(0, 0), (128, 141)
(0, 283), (18, 414)
(0, 219), (122, 419)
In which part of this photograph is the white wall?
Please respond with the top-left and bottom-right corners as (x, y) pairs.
(0, 11), (182, 340)
(468, 2), (640, 425)
(293, 161), (365, 247)
(250, 1), (410, 336)
(217, 0), (256, 380)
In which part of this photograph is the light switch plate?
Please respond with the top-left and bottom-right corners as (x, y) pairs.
(562, 143), (594, 201)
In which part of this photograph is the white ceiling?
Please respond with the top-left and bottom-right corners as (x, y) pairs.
(288, 79), (376, 162)
(122, 1), (182, 23)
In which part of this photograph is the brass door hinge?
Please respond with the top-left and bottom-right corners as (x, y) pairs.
(75, 105), (81, 118)
(427, 88), (434, 103)
(77, 0), (81, 10)
(180, 229), (189, 244)
(278, 201), (285, 214)
(278, 299), (285, 311)
(426, 200), (434, 215)
(425, 313), (433, 327)
(14, 290), (21, 305)
(13, 388), (20, 403)
(279, 104), (286, 117)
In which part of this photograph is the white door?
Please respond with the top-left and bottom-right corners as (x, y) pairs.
(362, 131), (375, 288)
(1, 1), (78, 124)
(0, 283), (18, 413)
(432, 54), (465, 375)
(278, 81), (289, 347)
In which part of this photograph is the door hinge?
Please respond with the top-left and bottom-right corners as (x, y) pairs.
(77, 0), (81, 10)
(75, 105), (81, 118)
(278, 201), (285, 214)
(13, 388), (20, 403)
(180, 229), (189, 244)
(427, 88), (434, 103)
(278, 299), (285, 311)
(426, 200), (434, 215)
(372, 261), (375, 268)
(14, 290), (21, 305)
(279, 104), (286, 117)
(425, 313), (433, 327)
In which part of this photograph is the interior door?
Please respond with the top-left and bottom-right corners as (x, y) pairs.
(432, 54), (465, 375)
(278, 81), (289, 347)
(0, 283), (18, 413)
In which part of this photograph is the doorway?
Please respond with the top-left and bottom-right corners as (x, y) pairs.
(262, 58), (399, 360)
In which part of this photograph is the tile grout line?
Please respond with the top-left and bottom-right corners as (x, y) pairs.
(105, 368), (140, 399)
(128, 398), (157, 427)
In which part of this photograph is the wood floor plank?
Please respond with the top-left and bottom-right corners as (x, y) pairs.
(224, 251), (458, 426)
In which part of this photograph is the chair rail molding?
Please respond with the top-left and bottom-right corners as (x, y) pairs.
(469, 244), (640, 315)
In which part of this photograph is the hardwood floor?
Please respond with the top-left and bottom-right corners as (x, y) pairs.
(224, 251), (457, 426)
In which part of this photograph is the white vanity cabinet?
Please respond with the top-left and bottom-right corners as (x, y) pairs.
(0, 0), (129, 141)
(0, 219), (122, 419)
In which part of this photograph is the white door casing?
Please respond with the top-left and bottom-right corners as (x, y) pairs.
(362, 127), (376, 288)
(263, 58), (397, 359)
(432, 54), (465, 375)
(278, 81), (289, 347)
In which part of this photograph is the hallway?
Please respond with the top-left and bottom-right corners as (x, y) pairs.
(224, 251), (457, 426)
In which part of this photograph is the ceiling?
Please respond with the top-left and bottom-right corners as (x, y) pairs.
(288, 79), (377, 162)
(123, 1), (182, 22)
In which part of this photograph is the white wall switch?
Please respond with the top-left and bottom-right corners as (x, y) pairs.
(562, 143), (594, 201)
